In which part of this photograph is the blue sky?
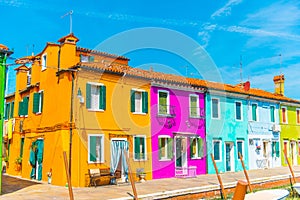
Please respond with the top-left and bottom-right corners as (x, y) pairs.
(1, 0), (300, 100)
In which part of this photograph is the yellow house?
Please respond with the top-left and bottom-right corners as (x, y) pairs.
(4, 33), (152, 187)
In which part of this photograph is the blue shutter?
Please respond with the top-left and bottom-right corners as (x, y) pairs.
(270, 106), (275, 122)
(214, 141), (220, 160)
(237, 141), (243, 159)
(212, 99), (219, 118)
(252, 104), (257, 121)
(142, 91), (148, 113)
(86, 83), (91, 109)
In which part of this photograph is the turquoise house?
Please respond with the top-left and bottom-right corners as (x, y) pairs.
(205, 83), (249, 174)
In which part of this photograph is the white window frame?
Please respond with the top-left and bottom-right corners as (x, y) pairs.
(36, 90), (43, 114)
(88, 82), (105, 112)
(213, 139), (222, 162)
(236, 140), (244, 159)
(133, 135), (147, 161)
(158, 135), (171, 161)
(158, 90), (170, 116)
(189, 94), (200, 118)
(235, 101), (243, 121)
(296, 108), (300, 124)
(281, 106), (288, 124)
(132, 88), (146, 115)
(251, 103), (259, 122)
(41, 53), (47, 71)
(190, 137), (202, 159)
(211, 98), (220, 119)
(88, 134), (104, 163)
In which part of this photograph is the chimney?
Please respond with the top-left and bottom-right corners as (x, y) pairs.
(243, 81), (250, 91)
(273, 74), (285, 95)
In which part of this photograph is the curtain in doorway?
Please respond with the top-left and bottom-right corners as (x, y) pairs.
(110, 141), (129, 175)
(36, 140), (44, 181)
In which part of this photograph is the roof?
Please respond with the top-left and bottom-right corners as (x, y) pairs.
(14, 65), (30, 71)
(0, 44), (13, 55)
(76, 47), (130, 61)
(58, 33), (79, 43)
(15, 55), (35, 64)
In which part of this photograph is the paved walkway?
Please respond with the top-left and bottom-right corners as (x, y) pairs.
(1, 166), (300, 200)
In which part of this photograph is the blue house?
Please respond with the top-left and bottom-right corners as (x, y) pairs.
(205, 82), (249, 174)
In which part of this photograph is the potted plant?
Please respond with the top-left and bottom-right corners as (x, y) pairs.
(139, 172), (146, 182)
(15, 156), (22, 171)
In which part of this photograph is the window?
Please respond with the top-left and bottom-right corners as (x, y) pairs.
(296, 109), (300, 124)
(190, 95), (199, 118)
(270, 106), (275, 123)
(134, 135), (146, 161)
(88, 134), (104, 163)
(213, 140), (221, 161)
(20, 137), (25, 158)
(237, 140), (244, 159)
(4, 102), (14, 120)
(33, 91), (43, 114)
(190, 137), (203, 159)
(86, 83), (106, 111)
(131, 89), (148, 114)
(251, 104), (258, 121)
(42, 54), (47, 70)
(158, 90), (169, 115)
(282, 107), (287, 123)
(235, 101), (242, 120)
(212, 98), (220, 119)
(19, 96), (29, 116)
(158, 136), (173, 160)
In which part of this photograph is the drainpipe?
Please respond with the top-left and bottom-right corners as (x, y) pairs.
(69, 71), (75, 177)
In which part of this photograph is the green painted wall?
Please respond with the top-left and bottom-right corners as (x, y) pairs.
(280, 104), (300, 166)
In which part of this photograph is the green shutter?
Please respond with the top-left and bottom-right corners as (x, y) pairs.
(141, 137), (145, 159)
(20, 138), (25, 157)
(86, 83), (91, 109)
(40, 91), (44, 112)
(89, 136), (96, 162)
(214, 141), (220, 160)
(33, 93), (40, 113)
(89, 56), (95, 62)
(158, 138), (162, 160)
(130, 90), (135, 112)
(270, 106), (275, 122)
(5, 103), (10, 120)
(190, 138), (194, 158)
(18, 101), (23, 116)
(10, 102), (14, 118)
(167, 138), (173, 159)
(24, 97), (29, 115)
(142, 91), (148, 113)
(134, 137), (140, 160)
(276, 142), (280, 157)
(198, 138), (203, 158)
(237, 141), (243, 159)
(100, 85), (106, 110)
(252, 104), (257, 121)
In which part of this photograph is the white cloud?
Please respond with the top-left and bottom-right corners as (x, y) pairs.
(211, 0), (243, 19)
(0, 0), (25, 7)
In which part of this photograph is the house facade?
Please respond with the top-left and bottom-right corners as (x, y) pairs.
(247, 98), (281, 169)
(205, 87), (249, 174)
(150, 83), (206, 179)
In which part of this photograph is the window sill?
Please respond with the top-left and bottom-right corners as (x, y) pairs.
(132, 112), (147, 115)
(88, 109), (104, 112)
(159, 158), (172, 161)
(133, 159), (147, 162)
(34, 112), (42, 115)
(157, 114), (174, 118)
(189, 116), (201, 119)
(191, 157), (202, 160)
(41, 68), (47, 71)
(88, 161), (104, 164)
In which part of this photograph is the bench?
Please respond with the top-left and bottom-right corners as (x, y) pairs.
(88, 168), (116, 187)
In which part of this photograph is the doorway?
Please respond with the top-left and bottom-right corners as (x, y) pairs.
(110, 139), (129, 183)
(175, 137), (187, 170)
(290, 141), (297, 166)
(29, 139), (44, 180)
(225, 142), (234, 172)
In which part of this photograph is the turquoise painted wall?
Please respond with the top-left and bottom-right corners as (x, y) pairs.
(206, 93), (249, 174)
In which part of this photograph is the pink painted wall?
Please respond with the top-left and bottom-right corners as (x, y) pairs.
(150, 86), (206, 179)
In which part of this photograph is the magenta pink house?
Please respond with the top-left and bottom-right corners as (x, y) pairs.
(151, 84), (206, 179)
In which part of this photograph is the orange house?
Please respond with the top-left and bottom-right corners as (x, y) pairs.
(4, 33), (152, 187)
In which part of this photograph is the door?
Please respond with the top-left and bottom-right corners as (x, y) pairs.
(225, 142), (234, 172)
(291, 141), (297, 166)
(175, 137), (187, 169)
(263, 141), (269, 168)
(29, 139), (44, 181)
(110, 139), (129, 183)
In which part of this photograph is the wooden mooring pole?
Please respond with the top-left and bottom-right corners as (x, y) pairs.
(63, 151), (74, 200)
(238, 152), (253, 192)
(211, 153), (227, 199)
(283, 150), (296, 184)
(124, 149), (138, 200)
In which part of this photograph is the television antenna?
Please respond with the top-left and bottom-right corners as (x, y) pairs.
(61, 10), (73, 33)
